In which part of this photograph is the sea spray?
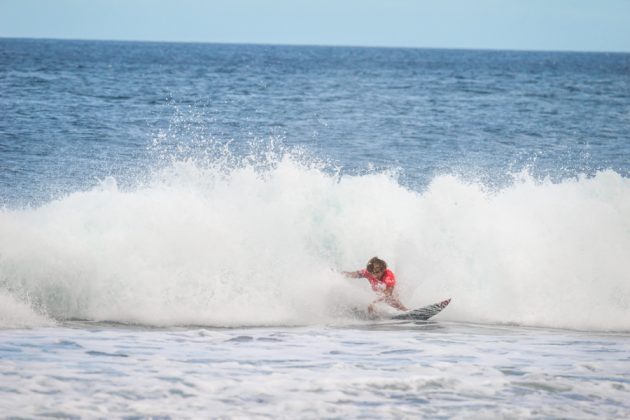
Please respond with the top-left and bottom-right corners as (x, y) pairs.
(0, 290), (55, 328)
(1, 154), (629, 330)
(409, 170), (630, 331)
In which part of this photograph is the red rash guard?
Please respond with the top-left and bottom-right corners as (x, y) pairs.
(358, 269), (396, 292)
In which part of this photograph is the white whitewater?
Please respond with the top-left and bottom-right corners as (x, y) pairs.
(1, 156), (629, 331)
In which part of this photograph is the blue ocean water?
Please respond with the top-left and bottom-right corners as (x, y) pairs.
(1, 38), (630, 417)
(2, 39), (629, 205)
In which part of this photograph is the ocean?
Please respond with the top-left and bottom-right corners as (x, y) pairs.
(1, 38), (629, 418)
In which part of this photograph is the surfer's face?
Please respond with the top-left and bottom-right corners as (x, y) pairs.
(371, 265), (385, 277)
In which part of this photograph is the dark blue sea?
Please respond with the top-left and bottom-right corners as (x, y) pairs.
(1, 38), (630, 418)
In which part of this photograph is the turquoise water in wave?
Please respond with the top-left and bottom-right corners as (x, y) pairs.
(1, 38), (630, 417)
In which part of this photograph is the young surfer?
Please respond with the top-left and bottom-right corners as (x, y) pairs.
(343, 257), (408, 314)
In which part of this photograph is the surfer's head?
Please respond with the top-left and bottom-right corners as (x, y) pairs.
(366, 257), (387, 276)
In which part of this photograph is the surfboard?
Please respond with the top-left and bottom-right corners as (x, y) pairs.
(389, 298), (451, 321)
(349, 298), (451, 321)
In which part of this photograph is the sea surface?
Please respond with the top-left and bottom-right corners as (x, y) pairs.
(1, 38), (630, 418)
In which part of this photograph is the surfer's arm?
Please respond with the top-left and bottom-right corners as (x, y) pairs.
(342, 270), (363, 278)
(381, 286), (408, 311)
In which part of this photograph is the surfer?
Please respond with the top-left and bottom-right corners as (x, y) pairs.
(343, 257), (408, 314)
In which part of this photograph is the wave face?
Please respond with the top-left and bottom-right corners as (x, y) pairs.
(1, 155), (629, 331)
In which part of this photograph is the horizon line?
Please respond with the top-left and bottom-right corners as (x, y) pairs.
(2, 35), (629, 55)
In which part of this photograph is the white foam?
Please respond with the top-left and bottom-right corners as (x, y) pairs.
(0, 291), (54, 328)
(1, 155), (629, 330)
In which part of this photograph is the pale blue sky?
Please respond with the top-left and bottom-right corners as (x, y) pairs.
(1, 0), (629, 52)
